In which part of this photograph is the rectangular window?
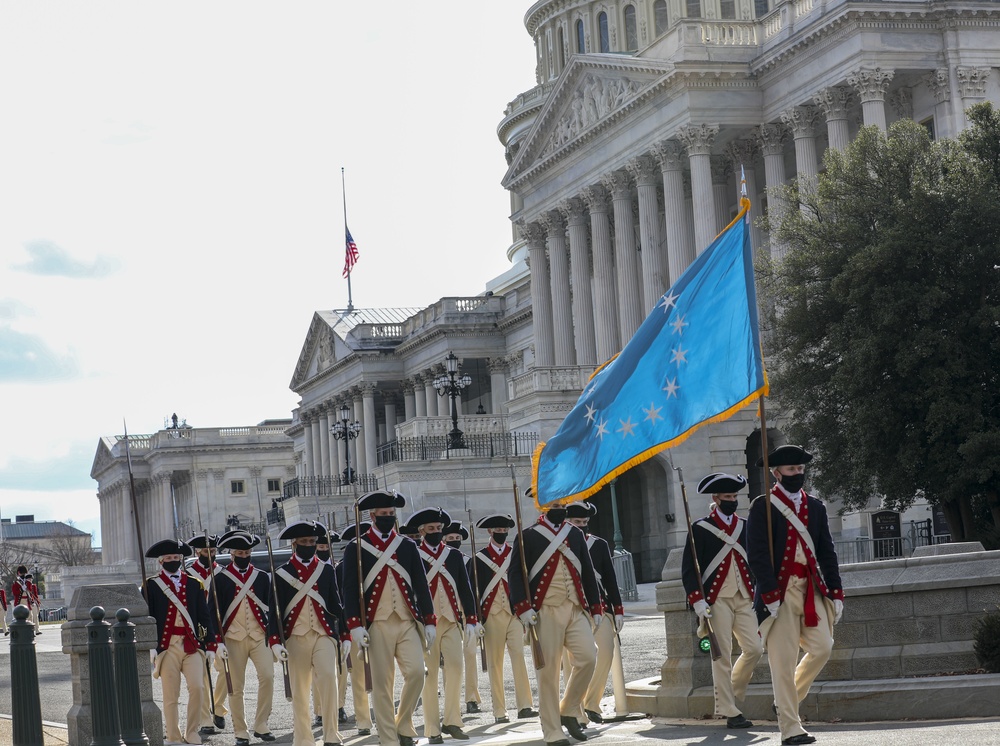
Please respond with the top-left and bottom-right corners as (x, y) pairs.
(231, 480), (245, 495)
(921, 116), (936, 141)
(267, 478), (281, 493)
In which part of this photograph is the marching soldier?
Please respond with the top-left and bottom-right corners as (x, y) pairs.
(398, 519), (422, 543)
(342, 490), (436, 746)
(564, 502), (625, 725)
(414, 509), (480, 742)
(472, 514), (537, 724)
(212, 530), (275, 746)
(312, 530), (347, 730)
(335, 522), (373, 737)
(509, 503), (602, 746)
(143, 538), (218, 746)
(443, 520), (483, 716)
(13, 568), (39, 635)
(747, 445), (844, 746)
(187, 534), (227, 737)
(681, 474), (762, 730)
(0, 586), (8, 635)
(268, 520), (344, 746)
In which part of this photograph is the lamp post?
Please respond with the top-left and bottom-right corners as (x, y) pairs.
(331, 402), (362, 489)
(433, 351), (472, 451)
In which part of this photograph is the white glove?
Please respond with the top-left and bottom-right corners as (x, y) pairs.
(766, 600), (781, 618)
(151, 650), (165, 679)
(833, 599), (844, 624)
(465, 623), (477, 646)
(350, 626), (370, 649)
(206, 650), (216, 665)
(424, 624), (437, 648)
(343, 640), (352, 659)
(593, 613), (603, 629)
(217, 643), (228, 660)
(692, 600), (712, 620)
(519, 608), (538, 627)
(615, 614), (624, 633)
(475, 622), (485, 639)
(271, 643), (288, 662)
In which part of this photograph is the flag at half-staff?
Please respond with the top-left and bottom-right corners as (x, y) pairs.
(531, 197), (767, 506)
(343, 227), (359, 278)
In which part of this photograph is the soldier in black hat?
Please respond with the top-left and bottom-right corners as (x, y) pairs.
(564, 501), (626, 725)
(472, 514), (537, 724)
(312, 529), (347, 730)
(413, 508), (479, 742)
(144, 538), (217, 746)
(681, 474), (761, 730)
(747, 445), (844, 746)
(334, 522), (373, 736)
(187, 533), (228, 736)
(268, 520), (344, 746)
(444, 520), (484, 717)
(213, 530), (275, 746)
(509, 502), (602, 746)
(342, 490), (435, 746)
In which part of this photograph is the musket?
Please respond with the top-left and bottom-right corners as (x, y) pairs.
(467, 509), (487, 672)
(121, 420), (148, 600)
(509, 466), (544, 670)
(354, 499), (373, 692)
(321, 519), (343, 677)
(759, 398), (775, 568)
(669, 455), (722, 661)
(254, 476), (292, 701)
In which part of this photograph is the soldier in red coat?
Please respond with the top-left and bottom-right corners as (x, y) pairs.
(0, 587), (9, 635)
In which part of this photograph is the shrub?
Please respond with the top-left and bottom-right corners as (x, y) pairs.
(972, 606), (1000, 673)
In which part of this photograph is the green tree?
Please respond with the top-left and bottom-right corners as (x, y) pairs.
(763, 104), (1000, 542)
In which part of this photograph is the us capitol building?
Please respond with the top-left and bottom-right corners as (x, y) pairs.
(92, 0), (996, 583)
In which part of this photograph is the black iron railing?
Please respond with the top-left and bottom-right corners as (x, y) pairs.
(281, 474), (380, 500)
(375, 432), (539, 465)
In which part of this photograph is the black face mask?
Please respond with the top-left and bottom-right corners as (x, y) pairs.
(446, 540), (462, 550)
(162, 560), (182, 574)
(547, 508), (567, 525)
(233, 556), (252, 570)
(424, 531), (443, 546)
(316, 550), (331, 562)
(717, 500), (739, 516)
(780, 473), (806, 494)
(198, 554), (212, 567)
(492, 532), (508, 544)
(373, 515), (396, 534)
(295, 544), (317, 562)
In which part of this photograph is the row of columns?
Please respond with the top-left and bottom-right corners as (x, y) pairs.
(522, 67), (911, 366)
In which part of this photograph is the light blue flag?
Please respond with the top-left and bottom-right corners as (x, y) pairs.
(531, 199), (768, 506)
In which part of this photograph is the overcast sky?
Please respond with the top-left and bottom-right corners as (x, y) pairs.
(0, 3), (538, 549)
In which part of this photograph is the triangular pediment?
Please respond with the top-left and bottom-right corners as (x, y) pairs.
(90, 437), (117, 480)
(503, 55), (674, 189)
(291, 311), (347, 391)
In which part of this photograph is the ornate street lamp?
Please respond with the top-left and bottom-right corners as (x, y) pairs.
(331, 402), (362, 487)
(433, 351), (472, 451)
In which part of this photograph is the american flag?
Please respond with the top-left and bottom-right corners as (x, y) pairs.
(343, 227), (359, 278)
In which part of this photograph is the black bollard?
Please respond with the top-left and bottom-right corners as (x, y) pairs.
(112, 609), (149, 746)
(88, 606), (124, 746)
(10, 605), (44, 746)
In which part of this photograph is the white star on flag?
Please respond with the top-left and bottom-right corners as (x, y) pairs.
(617, 417), (637, 437)
(584, 403), (597, 424)
(663, 378), (680, 398)
(659, 292), (679, 314)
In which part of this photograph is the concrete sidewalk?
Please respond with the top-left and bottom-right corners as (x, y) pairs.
(0, 715), (69, 745)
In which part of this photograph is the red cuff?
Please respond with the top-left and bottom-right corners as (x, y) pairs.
(613, 605), (624, 616)
(830, 588), (845, 601)
(207, 642), (219, 652)
(346, 616), (363, 631)
(513, 600), (532, 617)
(589, 604), (603, 617)
(466, 615), (478, 625)
(268, 635), (280, 647)
(762, 588), (782, 604)
(686, 590), (704, 606)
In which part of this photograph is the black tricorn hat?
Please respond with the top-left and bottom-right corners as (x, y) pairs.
(16, 565), (27, 574)
(146, 539), (193, 558)
(566, 501), (593, 519)
(398, 520), (421, 538)
(340, 522), (372, 542)
(187, 533), (219, 549)
(317, 530), (342, 545)
(410, 507), (451, 529)
(279, 520), (327, 541)
(218, 531), (260, 551)
(697, 473), (748, 494)
(756, 444), (813, 468)
(358, 489), (406, 511)
(476, 514), (515, 530)
(444, 521), (469, 541)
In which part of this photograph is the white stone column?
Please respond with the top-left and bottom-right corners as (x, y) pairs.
(677, 123), (719, 253)
(544, 210), (576, 367)
(121, 487), (135, 566)
(726, 138), (764, 250)
(813, 86), (853, 152)
(353, 394), (367, 476)
(403, 382), (416, 421)
(317, 407), (330, 478)
(329, 410), (342, 485)
(303, 415), (315, 478)
(157, 473), (174, 536)
(781, 105), (821, 191)
(424, 373), (438, 417)
(956, 66), (992, 130)
(848, 67), (894, 132)
(560, 197), (597, 367)
(384, 394), (398, 441)
(413, 376), (427, 418)
(603, 170), (644, 343)
(923, 69), (955, 139)
(757, 122), (789, 258)
(628, 155), (667, 311)
(362, 384), (377, 475)
(711, 155), (731, 233)
(523, 221), (555, 367)
(582, 184), (620, 363)
(488, 357), (508, 414)
(653, 139), (694, 284)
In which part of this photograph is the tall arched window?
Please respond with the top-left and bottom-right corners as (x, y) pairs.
(654, 0), (669, 36)
(598, 12), (610, 52)
(720, 0), (736, 18)
(624, 5), (638, 51)
(577, 19), (586, 53)
(686, 0), (701, 18)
